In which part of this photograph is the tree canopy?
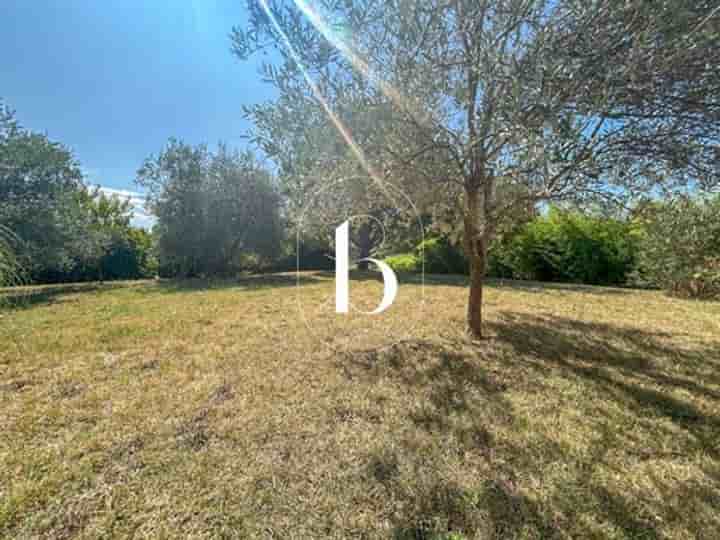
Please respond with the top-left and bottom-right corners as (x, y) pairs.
(232, 0), (720, 336)
(137, 139), (284, 277)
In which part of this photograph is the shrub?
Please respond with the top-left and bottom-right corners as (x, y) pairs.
(384, 252), (420, 273)
(99, 228), (156, 280)
(488, 209), (638, 285)
(416, 236), (467, 274)
(633, 196), (720, 299)
(386, 211), (640, 285)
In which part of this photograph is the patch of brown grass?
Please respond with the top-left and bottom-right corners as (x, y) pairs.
(1, 273), (719, 539)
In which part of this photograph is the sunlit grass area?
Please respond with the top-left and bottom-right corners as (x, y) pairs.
(1, 273), (719, 539)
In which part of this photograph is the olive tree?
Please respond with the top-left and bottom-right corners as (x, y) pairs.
(0, 100), (87, 281)
(634, 195), (720, 298)
(245, 90), (428, 269)
(137, 140), (283, 277)
(232, 0), (720, 337)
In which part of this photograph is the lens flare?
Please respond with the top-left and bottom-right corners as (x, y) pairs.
(292, 0), (426, 127)
(258, 0), (425, 211)
(257, 0), (383, 189)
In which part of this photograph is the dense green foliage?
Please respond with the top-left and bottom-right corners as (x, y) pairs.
(1, 102), (154, 284)
(384, 252), (420, 274)
(633, 196), (720, 299)
(0, 224), (24, 288)
(387, 203), (720, 299)
(137, 140), (283, 278)
(385, 236), (468, 275)
(417, 236), (467, 275)
(272, 237), (335, 272)
(386, 210), (640, 286)
(1, 101), (84, 280)
(68, 191), (156, 282)
(489, 210), (639, 285)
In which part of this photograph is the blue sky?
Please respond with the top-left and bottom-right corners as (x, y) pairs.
(1, 1), (276, 226)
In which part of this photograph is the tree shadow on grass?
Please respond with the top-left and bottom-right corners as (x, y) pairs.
(487, 313), (720, 458)
(340, 340), (566, 538)
(338, 312), (720, 538)
(485, 314), (719, 534)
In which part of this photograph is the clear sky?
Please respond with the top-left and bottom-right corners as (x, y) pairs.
(1, 1), (276, 225)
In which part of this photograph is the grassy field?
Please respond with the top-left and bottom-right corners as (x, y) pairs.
(1, 273), (719, 539)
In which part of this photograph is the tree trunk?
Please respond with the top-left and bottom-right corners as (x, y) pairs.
(356, 221), (372, 271)
(463, 184), (485, 339)
(98, 252), (105, 284)
(467, 248), (485, 338)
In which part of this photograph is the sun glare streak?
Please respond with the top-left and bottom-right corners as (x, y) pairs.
(257, 0), (386, 191)
(293, 0), (427, 128)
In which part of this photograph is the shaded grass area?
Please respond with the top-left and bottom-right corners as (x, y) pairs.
(1, 273), (719, 538)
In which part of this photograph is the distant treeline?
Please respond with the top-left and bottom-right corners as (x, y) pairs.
(1, 102), (155, 286)
(2, 99), (719, 299)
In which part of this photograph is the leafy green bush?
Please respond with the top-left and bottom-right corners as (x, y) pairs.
(384, 236), (466, 275)
(633, 196), (720, 299)
(384, 252), (420, 273)
(488, 209), (638, 285)
(386, 211), (640, 285)
(97, 228), (156, 280)
(416, 236), (467, 274)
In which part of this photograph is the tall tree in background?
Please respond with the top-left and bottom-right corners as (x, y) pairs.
(0, 100), (86, 281)
(634, 195), (720, 298)
(137, 139), (283, 277)
(232, 0), (719, 337)
(1, 100), (152, 284)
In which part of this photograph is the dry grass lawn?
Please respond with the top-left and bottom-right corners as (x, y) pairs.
(1, 272), (719, 539)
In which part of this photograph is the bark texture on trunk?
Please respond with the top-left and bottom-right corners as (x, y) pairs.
(467, 248), (485, 338)
(463, 184), (485, 339)
(356, 221), (372, 271)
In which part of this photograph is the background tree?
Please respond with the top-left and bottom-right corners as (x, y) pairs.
(137, 139), (208, 277)
(490, 208), (640, 285)
(137, 139), (283, 277)
(246, 91), (428, 270)
(0, 100), (86, 281)
(1, 99), (156, 284)
(0, 224), (24, 289)
(232, 0), (720, 337)
(633, 195), (720, 298)
(70, 188), (154, 282)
